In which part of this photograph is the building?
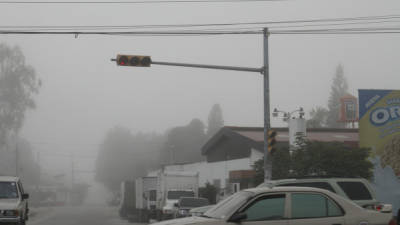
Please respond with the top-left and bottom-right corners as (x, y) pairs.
(148, 126), (359, 195)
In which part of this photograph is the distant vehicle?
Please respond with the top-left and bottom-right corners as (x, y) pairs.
(258, 178), (381, 210)
(151, 186), (394, 225)
(189, 205), (214, 217)
(119, 180), (135, 219)
(174, 197), (209, 218)
(119, 171), (199, 222)
(0, 176), (29, 225)
(159, 171), (199, 220)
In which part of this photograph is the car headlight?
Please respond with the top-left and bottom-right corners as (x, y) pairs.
(3, 210), (19, 217)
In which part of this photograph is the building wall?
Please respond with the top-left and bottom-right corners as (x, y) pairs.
(150, 148), (263, 190)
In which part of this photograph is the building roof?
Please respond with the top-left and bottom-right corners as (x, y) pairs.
(202, 126), (359, 155)
(230, 126), (359, 143)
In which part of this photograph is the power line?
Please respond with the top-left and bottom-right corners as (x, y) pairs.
(0, 30), (263, 35)
(0, 0), (285, 4)
(1, 26), (400, 35)
(1, 14), (399, 31)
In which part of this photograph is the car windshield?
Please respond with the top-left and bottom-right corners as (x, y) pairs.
(204, 191), (253, 219)
(179, 197), (209, 208)
(167, 190), (195, 200)
(0, 182), (19, 199)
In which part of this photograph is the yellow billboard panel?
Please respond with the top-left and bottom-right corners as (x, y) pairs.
(359, 89), (400, 175)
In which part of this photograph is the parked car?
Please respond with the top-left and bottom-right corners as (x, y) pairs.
(189, 205), (214, 217)
(152, 186), (394, 225)
(0, 176), (29, 225)
(258, 177), (381, 210)
(174, 197), (209, 218)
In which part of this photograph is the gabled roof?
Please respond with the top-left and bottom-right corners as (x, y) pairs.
(201, 126), (359, 155)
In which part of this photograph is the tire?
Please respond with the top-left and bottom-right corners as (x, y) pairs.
(19, 218), (26, 225)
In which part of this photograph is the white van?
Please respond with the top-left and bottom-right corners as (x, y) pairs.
(0, 176), (29, 225)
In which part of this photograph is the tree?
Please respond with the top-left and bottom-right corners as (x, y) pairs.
(307, 106), (329, 128)
(17, 139), (40, 186)
(253, 141), (373, 185)
(207, 104), (224, 137)
(0, 43), (41, 145)
(326, 64), (349, 128)
(291, 141), (373, 179)
(252, 146), (291, 186)
(95, 126), (164, 191)
(198, 182), (218, 204)
(164, 119), (207, 164)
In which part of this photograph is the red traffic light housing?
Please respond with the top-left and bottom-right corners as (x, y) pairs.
(267, 129), (277, 154)
(117, 55), (152, 67)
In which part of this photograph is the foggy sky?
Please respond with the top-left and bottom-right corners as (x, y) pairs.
(1, 0), (399, 178)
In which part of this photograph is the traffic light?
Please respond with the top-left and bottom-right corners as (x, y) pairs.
(268, 129), (277, 155)
(116, 55), (152, 67)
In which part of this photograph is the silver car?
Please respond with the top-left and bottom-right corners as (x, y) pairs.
(0, 176), (29, 225)
(152, 186), (393, 225)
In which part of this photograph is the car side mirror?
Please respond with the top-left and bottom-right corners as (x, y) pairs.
(228, 212), (247, 223)
(22, 193), (29, 200)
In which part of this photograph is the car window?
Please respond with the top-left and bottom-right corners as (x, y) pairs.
(179, 197), (209, 208)
(149, 190), (156, 201)
(167, 190), (194, 200)
(242, 194), (286, 221)
(291, 193), (343, 219)
(337, 182), (372, 200)
(277, 182), (336, 193)
(0, 182), (19, 199)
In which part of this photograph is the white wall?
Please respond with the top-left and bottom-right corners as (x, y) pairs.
(148, 148), (263, 189)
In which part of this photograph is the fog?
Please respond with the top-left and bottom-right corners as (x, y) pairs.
(0, 0), (399, 203)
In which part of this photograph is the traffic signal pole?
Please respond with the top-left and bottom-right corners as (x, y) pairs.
(263, 28), (272, 182)
(113, 28), (273, 182)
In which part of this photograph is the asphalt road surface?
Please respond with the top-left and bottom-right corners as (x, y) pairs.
(29, 205), (146, 225)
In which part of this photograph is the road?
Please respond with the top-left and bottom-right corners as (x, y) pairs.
(29, 205), (146, 225)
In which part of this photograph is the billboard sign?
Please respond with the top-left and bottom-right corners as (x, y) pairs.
(359, 89), (400, 175)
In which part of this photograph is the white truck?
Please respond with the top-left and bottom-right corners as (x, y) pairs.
(119, 177), (158, 223)
(135, 176), (158, 222)
(119, 171), (199, 222)
(156, 170), (199, 220)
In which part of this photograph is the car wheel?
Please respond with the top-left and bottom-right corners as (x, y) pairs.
(19, 218), (26, 225)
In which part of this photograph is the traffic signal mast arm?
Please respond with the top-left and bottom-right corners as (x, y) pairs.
(112, 57), (263, 74)
(151, 60), (263, 74)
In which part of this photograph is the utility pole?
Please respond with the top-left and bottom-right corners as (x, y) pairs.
(36, 151), (41, 190)
(263, 28), (272, 182)
(112, 27), (273, 182)
(15, 133), (19, 177)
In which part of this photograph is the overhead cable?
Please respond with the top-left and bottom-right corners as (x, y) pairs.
(0, 14), (400, 31)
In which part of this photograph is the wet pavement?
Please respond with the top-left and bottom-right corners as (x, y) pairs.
(29, 205), (146, 225)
